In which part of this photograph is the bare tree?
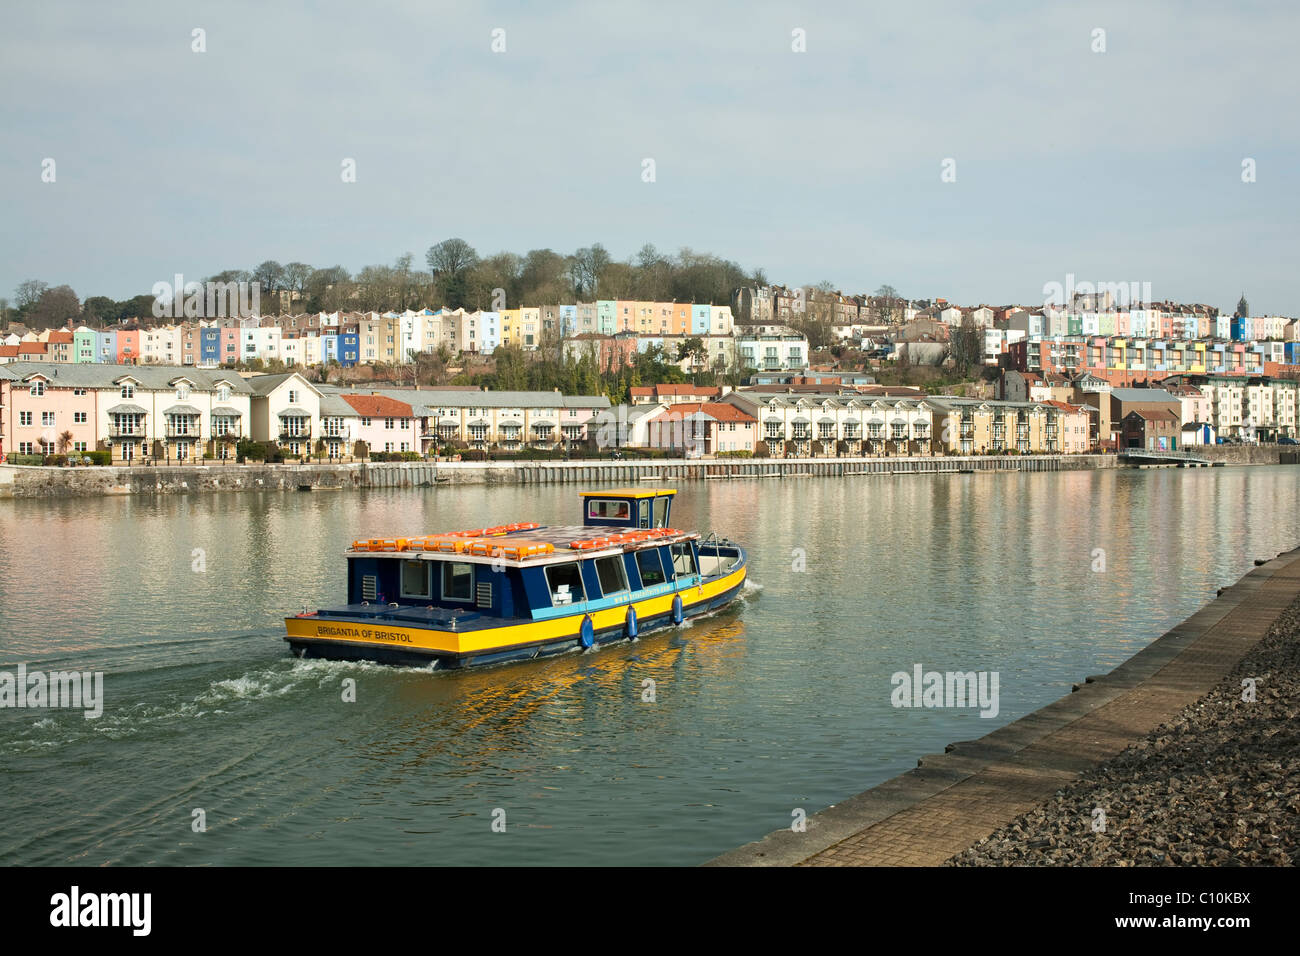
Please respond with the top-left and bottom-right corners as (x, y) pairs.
(253, 261), (286, 293)
(15, 279), (49, 310)
(425, 238), (479, 278)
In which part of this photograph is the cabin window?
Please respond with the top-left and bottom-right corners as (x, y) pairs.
(587, 499), (629, 520)
(442, 562), (474, 602)
(653, 496), (670, 527)
(545, 562), (585, 606)
(400, 560), (430, 599)
(638, 500), (651, 529)
(635, 549), (666, 586)
(594, 555), (628, 597)
(670, 543), (696, 577)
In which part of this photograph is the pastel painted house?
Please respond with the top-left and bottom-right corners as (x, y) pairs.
(340, 393), (417, 454)
(0, 362), (253, 462)
(247, 372), (322, 458)
(645, 402), (757, 456)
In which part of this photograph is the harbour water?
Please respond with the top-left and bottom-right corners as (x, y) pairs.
(1, 466), (1297, 865)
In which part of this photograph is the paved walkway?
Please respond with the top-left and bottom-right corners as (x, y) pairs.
(708, 547), (1300, 867)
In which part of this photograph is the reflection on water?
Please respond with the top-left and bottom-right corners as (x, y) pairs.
(0, 466), (1297, 865)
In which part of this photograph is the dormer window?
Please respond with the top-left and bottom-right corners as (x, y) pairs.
(176, 384), (190, 400)
(121, 383), (135, 399)
(30, 380), (45, 396)
(217, 385), (231, 402)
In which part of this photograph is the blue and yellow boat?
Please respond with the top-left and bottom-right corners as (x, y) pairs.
(284, 489), (747, 668)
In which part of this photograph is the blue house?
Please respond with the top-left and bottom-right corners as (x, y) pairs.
(95, 330), (117, 364)
(691, 304), (711, 336)
(200, 327), (221, 365)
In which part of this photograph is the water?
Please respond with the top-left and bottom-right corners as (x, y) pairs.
(1, 467), (1297, 865)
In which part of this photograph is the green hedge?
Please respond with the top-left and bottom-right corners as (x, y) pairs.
(368, 451), (424, 462)
(716, 450), (754, 458)
(6, 453), (45, 466)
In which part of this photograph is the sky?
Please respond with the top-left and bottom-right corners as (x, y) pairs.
(3, 0), (1298, 315)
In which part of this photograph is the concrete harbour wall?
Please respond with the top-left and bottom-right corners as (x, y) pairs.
(0, 455), (1117, 499)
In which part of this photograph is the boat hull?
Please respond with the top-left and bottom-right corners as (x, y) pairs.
(284, 562), (746, 669)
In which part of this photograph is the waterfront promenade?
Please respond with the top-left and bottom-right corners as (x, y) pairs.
(709, 545), (1300, 866)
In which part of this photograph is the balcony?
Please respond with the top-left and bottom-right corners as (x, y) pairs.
(108, 425), (146, 438)
(165, 426), (201, 440)
(279, 431), (312, 443)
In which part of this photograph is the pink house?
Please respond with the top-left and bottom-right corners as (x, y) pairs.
(645, 402), (757, 456)
(116, 329), (140, 364)
(2, 370), (99, 456)
(340, 393), (417, 454)
(220, 327), (239, 365)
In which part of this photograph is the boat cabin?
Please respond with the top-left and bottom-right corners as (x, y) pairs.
(580, 488), (675, 530)
(329, 490), (701, 628)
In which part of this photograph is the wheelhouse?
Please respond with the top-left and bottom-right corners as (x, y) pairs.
(579, 488), (675, 530)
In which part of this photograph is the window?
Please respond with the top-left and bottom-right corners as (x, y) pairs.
(74, 411), (87, 424)
(594, 555), (628, 597)
(121, 384), (134, 399)
(361, 417), (371, 427)
(176, 384), (190, 400)
(30, 380), (45, 396)
(384, 418), (394, 429)
(74, 442), (87, 452)
(545, 562), (585, 606)
(442, 562), (474, 602)
(288, 390), (298, 404)
(636, 549), (666, 586)
(217, 385), (230, 402)
(73, 389), (86, 396)
(670, 542), (697, 577)
(401, 560), (430, 598)
(42, 412), (55, 427)
(587, 499), (630, 520)
(19, 442), (33, 454)
(654, 496), (670, 527)
(19, 411), (32, 426)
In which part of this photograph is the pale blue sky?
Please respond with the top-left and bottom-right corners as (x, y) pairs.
(3, 0), (1297, 314)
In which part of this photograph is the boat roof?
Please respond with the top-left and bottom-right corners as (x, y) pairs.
(579, 488), (677, 499)
(346, 524), (698, 566)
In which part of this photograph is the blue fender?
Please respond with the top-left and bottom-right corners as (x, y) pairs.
(672, 594), (684, 625)
(579, 614), (595, 648)
(626, 605), (638, 639)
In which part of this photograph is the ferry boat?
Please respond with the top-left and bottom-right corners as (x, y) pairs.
(284, 489), (747, 668)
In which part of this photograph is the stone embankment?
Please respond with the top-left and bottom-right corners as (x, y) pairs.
(949, 592), (1300, 866)
(709, 546), (1300, 866)
(0, 454), (1113, 498)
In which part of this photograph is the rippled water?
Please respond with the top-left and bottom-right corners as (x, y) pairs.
(1, 466), (1297, 865)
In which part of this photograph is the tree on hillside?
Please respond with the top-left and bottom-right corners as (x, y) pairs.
(82, 296), (117, 324)
(253, 260), (286, 293)
(676, 336), (706, 369)
(28, 285), (81, 329)
(875, 284), (904, 324)
(15, 279), (49, 311)
(570, 243), (611, 297)
(426, 238), (479, 280)
(949, 314), (983, 377)
(283, 262), (313, 296)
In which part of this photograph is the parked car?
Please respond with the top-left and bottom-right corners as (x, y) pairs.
(1279, 437), (1298, 445)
